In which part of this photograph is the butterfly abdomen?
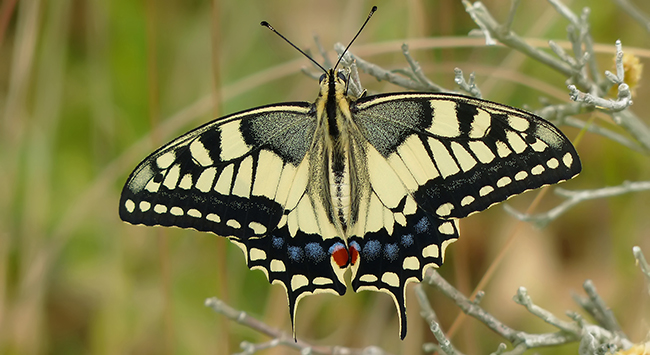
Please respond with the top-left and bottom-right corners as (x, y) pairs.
(329, 143), (352, 230)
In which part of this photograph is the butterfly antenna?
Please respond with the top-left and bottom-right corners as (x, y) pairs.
(261, 21), (328, 74)
(334, 5), (377, 70)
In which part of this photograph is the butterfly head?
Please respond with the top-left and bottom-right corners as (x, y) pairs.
(318, 69), (350, 98)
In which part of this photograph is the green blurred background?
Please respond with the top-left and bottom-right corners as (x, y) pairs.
(1, 0), (649, 354)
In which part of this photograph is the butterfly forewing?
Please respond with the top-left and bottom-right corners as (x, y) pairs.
(120, 103), (313, 235)
(353, 93), (581, 220)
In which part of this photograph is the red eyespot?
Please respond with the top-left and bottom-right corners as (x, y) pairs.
(330, 243), (349, 268)
(349, 242), (360, 265)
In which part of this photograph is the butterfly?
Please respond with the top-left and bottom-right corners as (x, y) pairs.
(119, 6), (581, 339)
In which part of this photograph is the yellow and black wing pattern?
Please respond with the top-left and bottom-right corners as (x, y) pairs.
(120, 77), (580, 339)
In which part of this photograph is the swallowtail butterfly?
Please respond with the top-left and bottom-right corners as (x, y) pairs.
(119, 6), (581, 339)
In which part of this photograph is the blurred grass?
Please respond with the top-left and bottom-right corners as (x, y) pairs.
(1, 0), (649, 354)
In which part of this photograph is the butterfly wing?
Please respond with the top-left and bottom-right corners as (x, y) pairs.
(119, 102), (348, 333)
(349, 92), (581, 339)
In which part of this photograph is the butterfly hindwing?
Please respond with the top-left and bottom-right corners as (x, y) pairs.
(232, 221), (348, 337)
(349, 189), (459, 339)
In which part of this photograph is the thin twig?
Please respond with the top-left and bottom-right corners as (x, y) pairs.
(423, 267), (636, 353)
(505, 181), (650, 227)
(205, 297), (395, 355)
(401, 43), (446, 92)
(334, 43), (450, 92)
(633, 246), (650, 292)
(612, 0), (650, 33)
(454, 68), (482, 98)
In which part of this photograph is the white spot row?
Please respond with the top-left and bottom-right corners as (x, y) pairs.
(422, 244), (439, 258)
(449, 153), (572, 211)
(460, 195), (475, 206)
(123, 199), (267, 234)
(436, 202), (454, 217)
(381, 272), (400, 288)
(531, 165), (545, 175)
(479, 185), (494, 197)
(507, 115), (530, 132)
(562, 152), (574, 169)
(438, 221), (455, 235)
(290, 274), (333, 291)
(156, 151), (176, 169)
(402, 256), (420, 270)
(497, 176), (512, 187)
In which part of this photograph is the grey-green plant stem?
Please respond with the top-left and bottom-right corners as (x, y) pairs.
(568, 83), (632, 111)
(336, 52), (365, 99)
(462, 0), (574, 79)
(503, 0), (523, 33)
(313, 34), (334, 70)
(334, 17), (649, 153)
(633, 246), (650, 288)
(462, 0), (650, 153)
(548, 1), (602, 85)
(567, 40), (633, 112)
(613, 109), (650, 152)
(563, 116), (643, 153)
(204, 297), (395, 355)
(429, 320), (457, 355)
(581, 280), (627, 339)
(488, 343), (508, 355)
(612, 0), (650, 33)
(423, 270), (585, 353)
(401, 43), (446, 92)
(513, 287), (582, 334)
(334, 43), (445, 92)
(454, 68), (482, 98)
(504, 181), (650, 227)
(423, 265), (639, 354)
(534, 102), (644, 153)
(416, 285), (464, 355)
(205, 248), (643, 354)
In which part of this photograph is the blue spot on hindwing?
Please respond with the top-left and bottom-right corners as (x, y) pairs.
(329, 242), (346, 254)
(401, 234), (414, 247)
(305, 242), (326, 262)
(287, 246), (303, 262)
(349, 240), (360, 252)
(272, 236), (284, 249)
(414, 217), (430, 234)
(384, 243), (399, 261)
(362, 240), (381, 261)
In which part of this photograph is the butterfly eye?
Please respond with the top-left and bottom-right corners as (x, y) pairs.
(337, 71), (347, 82)
(319, 73), (327, 83)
